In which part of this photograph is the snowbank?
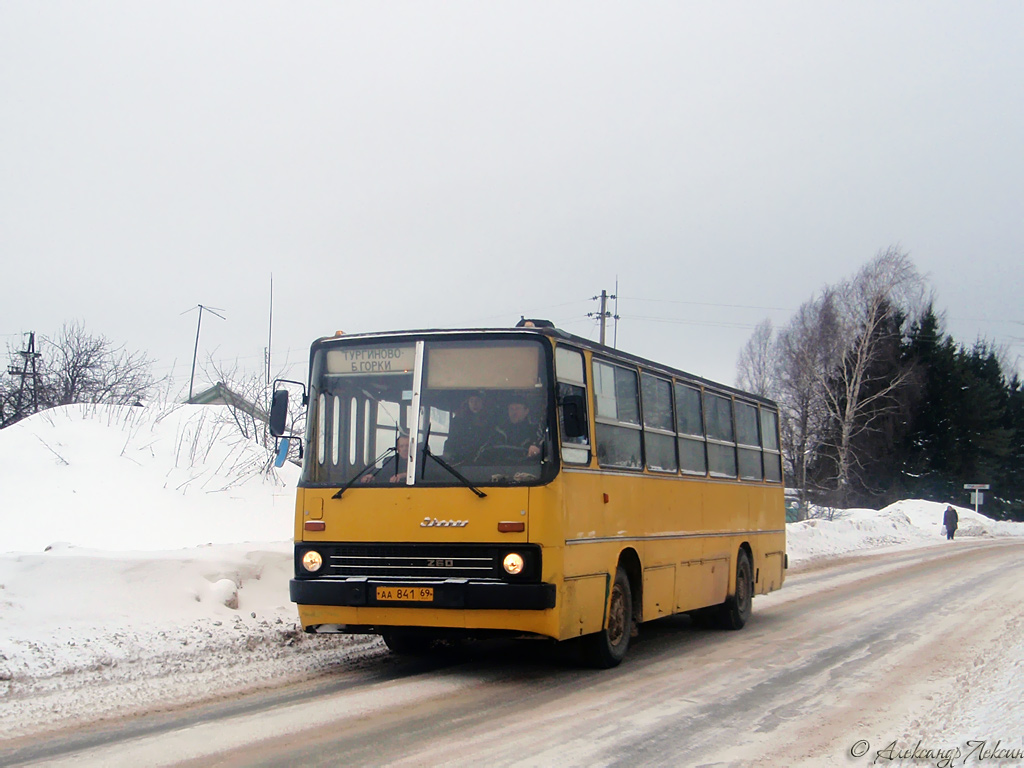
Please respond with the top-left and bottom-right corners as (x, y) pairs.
(0, 403), (298, 552)
(785, 499), (1021, 564)
(0, 405), (353, 738)
(1, 403), (1023, 739)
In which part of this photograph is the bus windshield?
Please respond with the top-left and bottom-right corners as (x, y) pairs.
(302, 337), (554, 488)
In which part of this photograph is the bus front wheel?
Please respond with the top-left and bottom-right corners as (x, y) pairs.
(716, 549), (753, 630)
(583, 566), (632, 668)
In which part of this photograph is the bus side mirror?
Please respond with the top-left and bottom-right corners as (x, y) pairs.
(270, 389), (289, 437)
(561, 394), (587, 439)
(274, 438), (291, 467)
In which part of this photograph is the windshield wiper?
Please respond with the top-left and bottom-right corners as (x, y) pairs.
(422, 443), (487, 498)
(420, 418), (486, 498)
(332, 446), (395, 499)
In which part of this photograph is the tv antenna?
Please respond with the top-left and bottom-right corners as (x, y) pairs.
(181, 304), (226, 401)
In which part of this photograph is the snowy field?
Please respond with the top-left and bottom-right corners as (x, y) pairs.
(2, 404), (1023, 742)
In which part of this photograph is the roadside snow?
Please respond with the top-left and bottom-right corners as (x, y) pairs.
(1, 403), (297, 551)
(1, 404), (1022, 741)
(0, 405), (382, 739)
(784, 499), (1019, 563)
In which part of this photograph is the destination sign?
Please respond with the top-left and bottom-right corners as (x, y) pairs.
(326, 346), (415, 375)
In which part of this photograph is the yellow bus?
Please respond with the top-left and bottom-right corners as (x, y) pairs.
(270, 321), (786, 667)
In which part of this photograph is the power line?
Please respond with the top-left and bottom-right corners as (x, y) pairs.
(463, 298), (595, 326)
(618, 295), (793, 313)
(622, 314), (762, 330)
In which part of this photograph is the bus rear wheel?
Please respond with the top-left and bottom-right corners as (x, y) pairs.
(582, 566), (632, 668)
(716, 549), (753, 630)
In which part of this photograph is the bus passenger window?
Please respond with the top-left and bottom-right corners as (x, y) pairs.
(761, 408), (783, 483)
(593, 361), (642, 469)
(704, 391), (737, 477)
(675, 383), (707, 475)
(735, 400), (762, 480)
(641, 373), (677, 472)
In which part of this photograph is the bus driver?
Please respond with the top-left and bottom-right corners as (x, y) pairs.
(484, 397), (543, 460)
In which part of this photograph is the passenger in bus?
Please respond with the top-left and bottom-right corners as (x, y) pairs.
(480, 397), (544, 462)
(361, 434), (410, 483)
(445, 392), (492, 464)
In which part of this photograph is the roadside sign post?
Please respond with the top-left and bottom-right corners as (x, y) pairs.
(964, 484), (990, 516)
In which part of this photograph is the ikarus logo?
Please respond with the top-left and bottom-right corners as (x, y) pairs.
(420, 517), (469, 528)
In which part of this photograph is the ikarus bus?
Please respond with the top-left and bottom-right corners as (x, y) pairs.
(270, 320), (786, 667)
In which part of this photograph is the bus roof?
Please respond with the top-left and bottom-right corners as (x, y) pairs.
(311, 325), (778, 409)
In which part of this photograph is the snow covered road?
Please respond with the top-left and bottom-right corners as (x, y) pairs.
(4, 538), (1022, 767)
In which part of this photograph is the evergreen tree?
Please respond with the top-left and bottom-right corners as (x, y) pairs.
(899, 307), (960, 501)
(897, 309), (1016, 518)
(1001, 376), (1024, 520)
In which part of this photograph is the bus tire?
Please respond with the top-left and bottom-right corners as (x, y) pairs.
(583, 566), (632, 668)
(716, 549), (753, 630)
(381, 630), (434, 656)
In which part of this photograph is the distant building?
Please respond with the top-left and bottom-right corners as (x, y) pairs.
(187, 382), (269, 424)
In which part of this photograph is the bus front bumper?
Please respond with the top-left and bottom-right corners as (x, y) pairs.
(290, 578), (556, 611)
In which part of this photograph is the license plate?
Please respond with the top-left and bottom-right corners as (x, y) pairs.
(376, 586), (433, 602)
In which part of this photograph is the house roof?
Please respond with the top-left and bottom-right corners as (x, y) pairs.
(187, 382), (269, 422)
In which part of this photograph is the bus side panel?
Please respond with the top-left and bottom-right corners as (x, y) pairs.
(638, 475), (702, 621)
(560, 574), (609, 638)
(526, 483), (568, 559)
(759, 548), (786, 593)
(527, 481), (600, 640)
(674, 559), (728, 613)
(749, 484), (786, 595)
(560, 470), (623, 640)
(699, 481), (749, 600)
(556, 469), (786, 631)
(642, 565), (675, 620)
(560, 470), (610, 578)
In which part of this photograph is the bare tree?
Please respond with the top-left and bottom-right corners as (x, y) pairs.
(774, 290), (843, 509)
(0, 376), (17, 427)
(816, 247), (926, 506)
(1, 323), (159, 426)
(736, 319), (777, 397)
(42, 322), (157, 407)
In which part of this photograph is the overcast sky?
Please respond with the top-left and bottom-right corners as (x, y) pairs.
(2, 1), (1022, 395)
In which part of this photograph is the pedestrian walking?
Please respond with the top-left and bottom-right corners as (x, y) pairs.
(943, 505), (959, 540)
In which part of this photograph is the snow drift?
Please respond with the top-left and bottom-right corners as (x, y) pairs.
(1, 403), (1022, 740)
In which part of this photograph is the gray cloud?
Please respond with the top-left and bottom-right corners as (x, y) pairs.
(2, 1), (1021, 392)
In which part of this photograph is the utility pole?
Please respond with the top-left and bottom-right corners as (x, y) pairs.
(588, 289), (619, 346)
(613, 277), (620, 348)
(182, 305), (226, 402)
(7, 332), (41, 423)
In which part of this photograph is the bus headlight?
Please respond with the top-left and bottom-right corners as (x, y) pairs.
(503, 552), (524, 575)
(302, 550), (323, 572)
